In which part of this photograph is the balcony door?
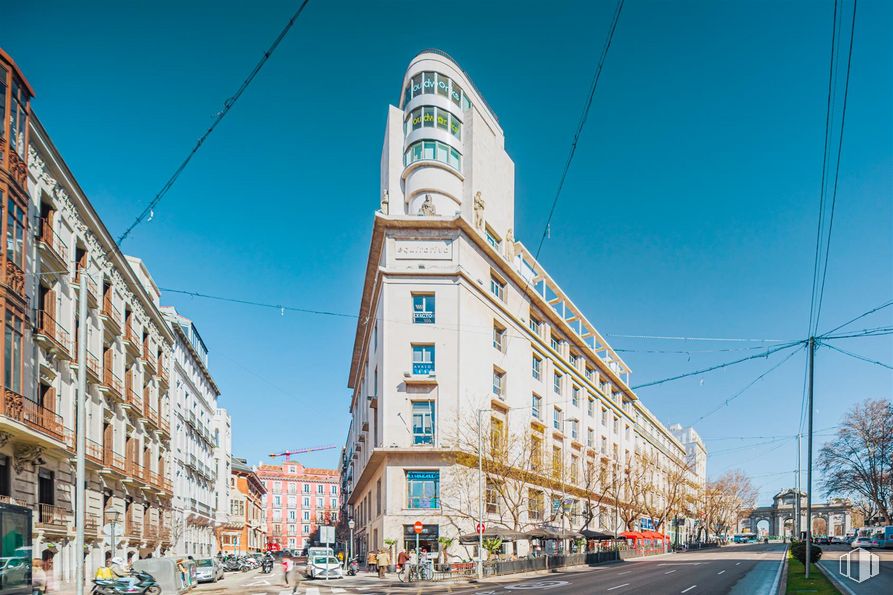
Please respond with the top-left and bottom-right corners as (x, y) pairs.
(143, 448), (151, 475)
(103, 422), (113, 453)
(38, 468), (54, 522)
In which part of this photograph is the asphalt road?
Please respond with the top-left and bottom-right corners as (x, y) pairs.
(193, 544), (786, 595)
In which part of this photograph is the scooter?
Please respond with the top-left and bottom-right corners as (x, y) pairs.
(261, 557), (274, 574)
(347, 557), (359, 576)
(92, 570), (161, 595)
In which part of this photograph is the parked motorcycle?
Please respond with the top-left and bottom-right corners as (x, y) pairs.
(92, 570), (161, 595)
(347, 557), (359, 577)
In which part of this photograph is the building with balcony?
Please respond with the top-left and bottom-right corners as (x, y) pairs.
(216, 457), (266, 554)
(342, 50), (707, 559)
(212, 408), (232, 552)
(162, 306), (224, 556)
(256, 462), (339, 552)
(0, 48), (175, 586)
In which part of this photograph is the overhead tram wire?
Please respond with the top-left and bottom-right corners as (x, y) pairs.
(815, 0), (859, 328)
(820, 341), (893, 370)
(818, 298), (893, 337)
(630, 340), (806, 391)
(114, 0), (312, 247)
(534, 0), (625, 259)
(690, 345), (804, 426)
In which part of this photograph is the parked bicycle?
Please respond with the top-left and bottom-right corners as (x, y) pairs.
(397, 562), (432, 583)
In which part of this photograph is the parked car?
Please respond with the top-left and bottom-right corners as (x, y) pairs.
(306, 556), (343, 580)
(193, 558), (224, 583)
(829, 536), (844, 544)
(852, 535), (874, 549)
(0, 557), (29, 591)
(814, 536), (830, 545)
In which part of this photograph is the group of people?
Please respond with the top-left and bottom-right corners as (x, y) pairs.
(366, 547), (431, 578)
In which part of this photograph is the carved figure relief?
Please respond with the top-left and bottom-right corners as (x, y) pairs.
(474, 192), (485, 230)
(420, 194), (437, 216)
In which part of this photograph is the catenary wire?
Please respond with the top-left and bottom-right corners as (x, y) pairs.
(819, 298), (893, 337)
(115, 0), (312, 246)
(815, 0), (859, 328)
(806, 0), (841, 337)
(820, 341), (893, 370)
(534, 0), (625, 258)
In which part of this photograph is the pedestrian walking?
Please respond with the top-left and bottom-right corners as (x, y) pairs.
(376, 549), (390, 579)
(32, 560), (47, 595)
(366, 550), (377, 574)
(287, 557), (302, 594)
(282, 556), (293, 586)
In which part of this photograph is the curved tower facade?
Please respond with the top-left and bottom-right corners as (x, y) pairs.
(380, 50), (515, 243)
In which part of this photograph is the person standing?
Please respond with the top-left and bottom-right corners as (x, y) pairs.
(366, 550), (377, 574)
(376, 549), (389, 579)
(31, 560), (47, 595)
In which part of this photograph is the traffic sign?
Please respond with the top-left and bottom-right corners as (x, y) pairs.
(476, 523), (486, 534)
(413, 521), (423, 534)
(102, 523), (123, 539)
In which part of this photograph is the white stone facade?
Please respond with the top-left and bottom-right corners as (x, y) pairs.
(162, 306), (222, 556)
(212, 407), (232, 552)
(22, 116), (174, 585)
(343, 50), (707, 559)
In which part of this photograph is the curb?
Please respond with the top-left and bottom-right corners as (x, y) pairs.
(816, 560), (857, 595)
(773, 546), (789, 595)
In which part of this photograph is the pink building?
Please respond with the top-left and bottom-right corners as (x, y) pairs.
(257, 462), (340, 551)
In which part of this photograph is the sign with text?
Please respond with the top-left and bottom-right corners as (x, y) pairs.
(394, 240), (453, 260)
(319, 525), (335, 544)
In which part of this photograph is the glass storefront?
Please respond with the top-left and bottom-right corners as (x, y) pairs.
(402, 524), (439, 555)
(403, 140), (461, 172)
(0, 502), (32, 595)
(404, 106), (461, 140)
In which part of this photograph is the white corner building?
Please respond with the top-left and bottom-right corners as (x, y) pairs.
(161, 306), (224, 556)
(343, 50), (707, 560)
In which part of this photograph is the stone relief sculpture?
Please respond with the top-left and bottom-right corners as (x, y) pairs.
(380, 189), (389, 213)
(420, 194), (437, 216)
(14, 444), (47, 473)
(505, 228), (515, 258)
(473, 191), (485, 229)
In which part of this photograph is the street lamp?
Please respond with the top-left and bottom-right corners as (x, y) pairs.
(348, 518), (355, 566)
(477, 408), (491, 581)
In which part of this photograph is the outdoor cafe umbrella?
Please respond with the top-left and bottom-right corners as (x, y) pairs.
(458, 527), (527, 544)
(580, 529), (615, 540)
(524, 527), (582, 540)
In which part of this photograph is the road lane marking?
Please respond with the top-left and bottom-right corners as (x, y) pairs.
(681, 586), (696, 593)
(617, 571), (632, 575)
(717, 570), (726, 575)
(735, 562), (741, 565)
(607, 584), (629, 591)
(665, 570), (677, 574)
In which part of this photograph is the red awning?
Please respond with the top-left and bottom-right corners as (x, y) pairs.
(619, 531), (644, 539)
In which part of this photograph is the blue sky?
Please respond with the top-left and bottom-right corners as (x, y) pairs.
(5, 0), (891, 503)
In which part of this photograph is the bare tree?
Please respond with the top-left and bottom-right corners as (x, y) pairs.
(636, 450), (697, 535)
(818, 398), (893, 524)
(691, 470), (757, 541)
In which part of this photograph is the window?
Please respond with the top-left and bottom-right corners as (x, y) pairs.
(613, 416), (619, 434)
(288, 482), (296, 494)
(529, 317), (541, 335)
(601, 437), (608, 454)
(490, 417), (506, 455)
(553, 407), (563, 431)
(6, 199), (24, 269)
(303, 484), (310, 494)
(303, 511), (309, 521)
(570, 419), (579, 440)
(303, 497), (310, 507)
(531, 394), (542, 419)
(288, 510), (296, 521)
(585, 367), (594, 381)
(272, 481), (281, 493)
(8, 79), (27, 158)
(303, 524), (310, 534)
(532, 356), (542, 380)
(288, 466), (296, 474)
(411, 344), (435, 374)
(552, 447), (562, 479)
(587, 428), (594, 448)
(485, 480), (500, 514)
(570, 455), (579, 483)
(331, 498), (337, 508)
(485, 228), (501, 250)
(3, 311), (22, 394)
(531, 434), (543, 471)
(528, 489), (543, 521)
(404, 139), (462, 171)
(406, 471), (439, 509)
(550, 334), (560, 352)
(492, 324), (505, 352)
(317, 497), (323, 508)
(402, 71), (472, 110)
(587, 397), (594, 417)
(287, 496), (296, 508)
(490, 275), (505, 301)
(601, 408), (608, 427)
(411, 401), (435, 445)
(412, 294), (435, 324)
(317, 484), (324, 494)
(273, 495), (281, 507)
(553, 372), (562, 394)
(569, 353), (579, 368)
(288, 524), (296, 535)
(625, 425), (630, 440)
(492, 368), (505, 398)
(572, 386), (580, 407)
(331, 485), (337, 495)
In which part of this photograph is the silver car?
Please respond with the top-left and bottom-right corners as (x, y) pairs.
(194, 558), (224, 583)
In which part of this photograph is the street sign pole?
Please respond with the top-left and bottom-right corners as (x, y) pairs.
(805, 336), (815, 578)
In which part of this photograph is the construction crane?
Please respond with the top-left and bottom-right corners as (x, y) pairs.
(269, 444), (337, 462)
